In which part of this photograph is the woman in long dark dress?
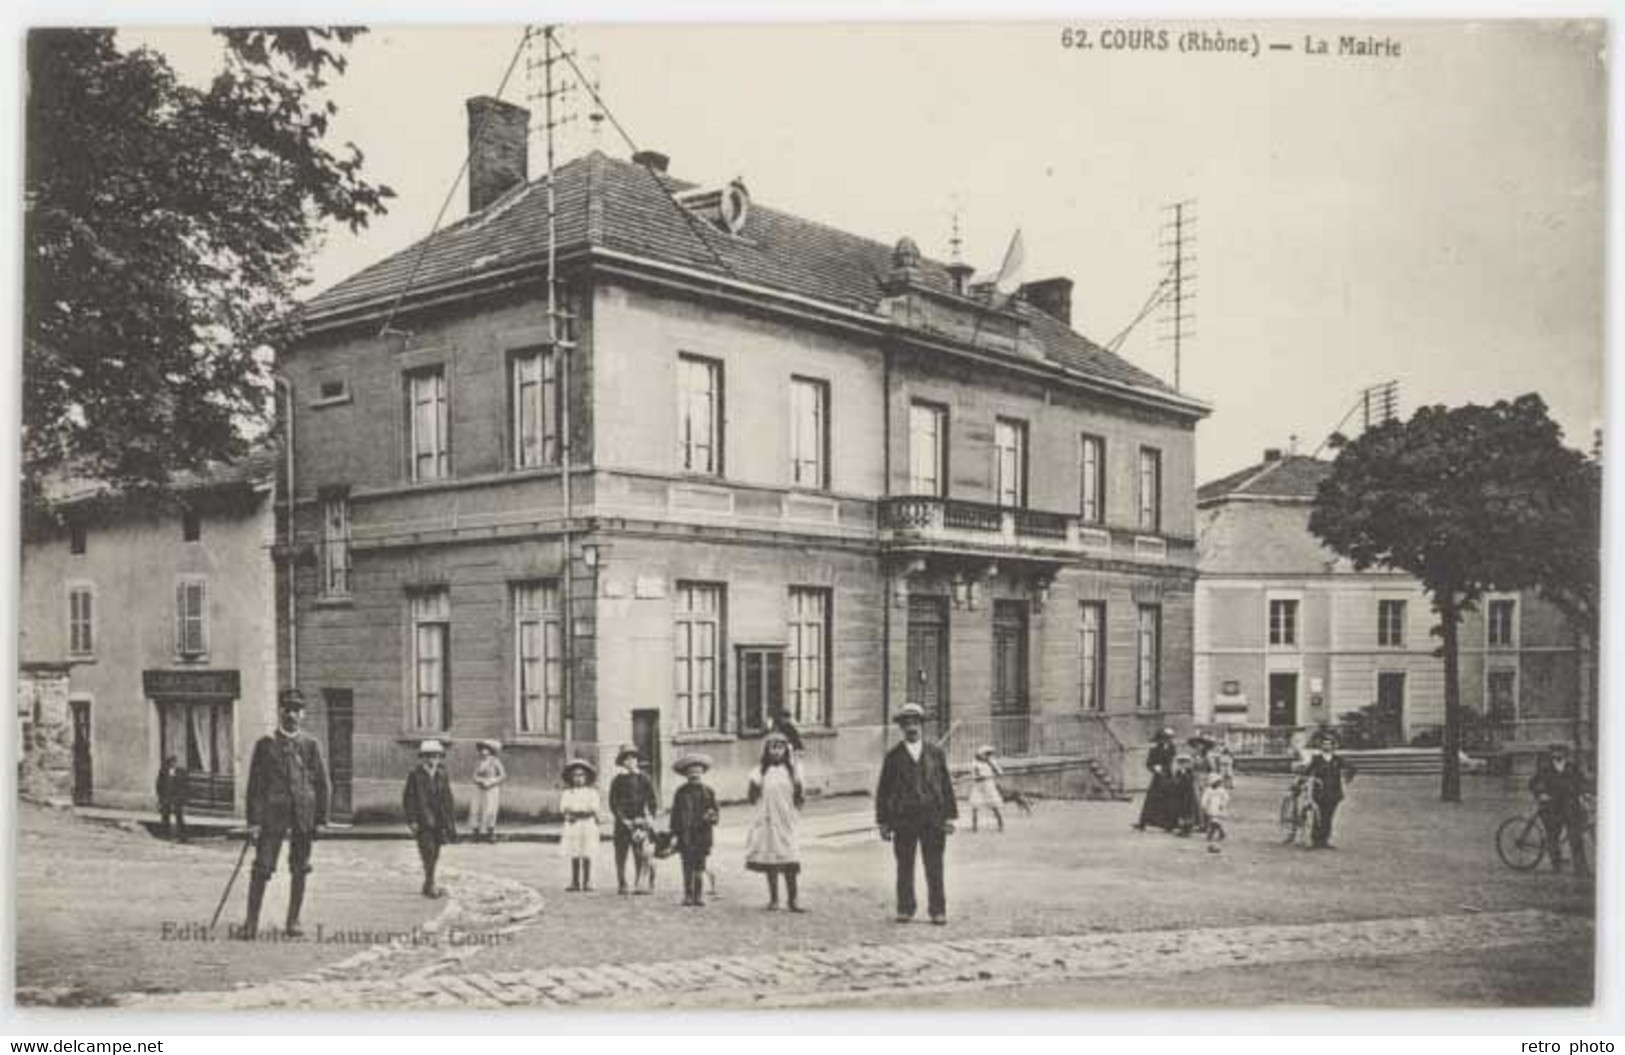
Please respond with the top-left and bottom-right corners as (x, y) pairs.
(1135, 728), (1178, 831)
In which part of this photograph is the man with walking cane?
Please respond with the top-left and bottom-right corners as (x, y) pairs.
(239, 689), (329, 939)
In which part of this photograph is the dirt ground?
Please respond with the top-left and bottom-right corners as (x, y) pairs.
(13, 772), (1595, 1007)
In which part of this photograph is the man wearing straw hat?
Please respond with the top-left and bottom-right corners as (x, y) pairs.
(875, 702), (958, 924)
(403, 739), (458, 897)
(240, 689), (329, 939)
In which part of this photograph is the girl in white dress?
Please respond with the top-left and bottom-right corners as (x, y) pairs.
(559, 759), (601, 892)
(745, 731), (806, 911)
(470, 740), (506, 842)
(969, 745), (1006, 832)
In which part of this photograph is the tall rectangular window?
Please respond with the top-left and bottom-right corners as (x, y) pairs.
(678, 354), (723, 475)
(1487, 599), (1517, 648)
(674, 583), (724, 731)
(175, 578), (208, 658)
(1136, 604), (1161, 710)
(1269, 598), (1299, 646)
(182, 510), (202, 542)
(1138, 447), (1163, 532)
(790, 377), (829, 489)
(995, 418), (1028, 508)
(1378, 599), (1406, 647)
(1080, 434), (1105, 525)
(68, 585), (94, 658)
(1079, 601), (1106, 712)
(908, 401), (946, 496)
(321, 495), (352, 598)
(514, 582), (563, 736)
(511, 347), (559, 468)
(738, 647), (785, 735)
(788, 587), (831, 726)
(1487, 669), (1518, 721)
(410, 589), (451, 731)
(407, 367), (449, 482)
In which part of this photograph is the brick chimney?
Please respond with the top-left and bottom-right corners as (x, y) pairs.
(1019, 277), (1074, 325)
(466, 96), (530, 213)
(632, 150), (670, 174)
(1263, 447), (1284, 462)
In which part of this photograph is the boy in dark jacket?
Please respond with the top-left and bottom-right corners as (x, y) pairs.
(1530, 743), (1591, 874)
(668, 754), (719, 907)
(609, 743), (660, 895)
(403, 739), (458, 898)
(156, 755), (188, 841)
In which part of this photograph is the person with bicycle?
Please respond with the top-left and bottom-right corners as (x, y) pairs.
(1305, 730), (1355, 849)
(1529, 743), (1591, 874)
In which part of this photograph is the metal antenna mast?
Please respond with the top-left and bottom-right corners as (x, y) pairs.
(1158, 200), (1197, 389)
(527, 26), (582, 757)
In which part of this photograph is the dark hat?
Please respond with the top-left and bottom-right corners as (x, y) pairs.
(1155, 727), (1175, 741)
(1314, 730), (1340, 747)
(278, 689), (307, 712)
(893, 703), (927, 725)
(1187, 734), (1218, 750)
(562, 758), (598, 783)
(615, 742), (641, 765)
(673, 752), (713, 775)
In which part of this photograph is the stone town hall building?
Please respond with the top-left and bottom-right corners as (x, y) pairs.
(281, 96), (1209, 818)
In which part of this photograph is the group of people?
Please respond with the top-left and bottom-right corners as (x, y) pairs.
(1134, 728), (1236, 851)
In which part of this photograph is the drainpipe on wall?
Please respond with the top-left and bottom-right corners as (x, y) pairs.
(880, 344), (892, 730)
(273, 375), (297, 688)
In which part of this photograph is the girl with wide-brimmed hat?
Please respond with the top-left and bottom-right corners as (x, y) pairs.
(470, 740), (506, 843)
(968, 745), (1007, 833)
(559, 758), (601, 892)
(745, 730), (807, 911)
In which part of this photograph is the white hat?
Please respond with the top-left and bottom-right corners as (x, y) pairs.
(418, 739), (445, 756)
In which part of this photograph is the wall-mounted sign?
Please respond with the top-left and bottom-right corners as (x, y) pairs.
(143, 669), (241, 698)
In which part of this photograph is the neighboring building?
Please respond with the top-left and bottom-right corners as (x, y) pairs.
(280, 96), (1209, 817)
(17, 455), (280, 812)
(1194, 450), (1589, 744)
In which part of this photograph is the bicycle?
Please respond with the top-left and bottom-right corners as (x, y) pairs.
(1278, 774), (1322, 847)
(1496, 796), (1595, 873)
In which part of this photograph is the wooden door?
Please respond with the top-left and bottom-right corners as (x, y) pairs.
(1377, 672), (1406, 745)
(632, 708), (661, 800)
(992, 600), (1030, 755)
(70, 699), (92, 805)
(1268, 672), (1299, 728)
(324, 689), (355, 819)
(906, 596), (950, 741)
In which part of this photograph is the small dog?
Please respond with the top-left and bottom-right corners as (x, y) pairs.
(630, 821), (661, 893)
(997, 784), (1036, 815)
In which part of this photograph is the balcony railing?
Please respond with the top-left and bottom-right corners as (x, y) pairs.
(879, 496), (1118, 557)
(1197, 718), (1595, 755)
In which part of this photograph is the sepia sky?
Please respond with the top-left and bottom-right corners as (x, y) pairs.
(123, 20), (1607, 483)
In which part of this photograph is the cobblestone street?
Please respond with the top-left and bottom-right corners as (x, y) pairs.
(120, 908), (1590, 1011)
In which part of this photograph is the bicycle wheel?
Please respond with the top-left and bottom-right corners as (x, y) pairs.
(1496, 814), (1546, 871)
(1279, 793), (1300, 843)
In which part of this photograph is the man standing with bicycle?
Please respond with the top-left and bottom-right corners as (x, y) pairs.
(1305, 731), (1355, 849)
(1530, 743), (1590, 874)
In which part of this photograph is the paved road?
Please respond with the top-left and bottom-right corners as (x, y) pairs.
(121, 900), (1588, 1011)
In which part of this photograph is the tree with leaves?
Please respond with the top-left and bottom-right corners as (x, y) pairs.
(24, 27), (392, 506)
(1310, 394), (1596, 802)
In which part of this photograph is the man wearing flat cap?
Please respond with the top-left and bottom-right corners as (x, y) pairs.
(404, 739), (458, 898)
(875, 702), (958, 924)
(241, 689), (330, 938)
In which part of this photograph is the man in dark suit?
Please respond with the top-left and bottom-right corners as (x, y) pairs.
(1305, 731), (1355, 849)
(875, 702), (958, 925)
(403, 739), (458, 898)
(1530, 743), (1591, 874)
(155, 755), (188, 841)
(242, 690), (330, 938)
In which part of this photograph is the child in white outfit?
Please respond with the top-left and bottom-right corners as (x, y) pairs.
(969, 746), (1006, 833)
(560, 759), (601, 891)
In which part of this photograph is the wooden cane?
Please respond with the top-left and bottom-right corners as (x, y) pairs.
(208, 831), (254, 932)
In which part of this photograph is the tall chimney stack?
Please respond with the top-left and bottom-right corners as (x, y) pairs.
(1018, 277), (1074, 326)
(466, 96), (530, 213)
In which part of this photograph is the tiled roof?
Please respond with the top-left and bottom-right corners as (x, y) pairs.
(43, 447), (280, 508)
(1198, 454), (1331, 503)
(303, 152), (1187, 402)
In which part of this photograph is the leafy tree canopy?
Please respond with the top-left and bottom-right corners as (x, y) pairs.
(25, 27), (393, 505)
(1310, 394), (1590, 609)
